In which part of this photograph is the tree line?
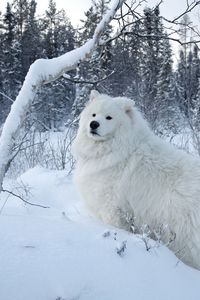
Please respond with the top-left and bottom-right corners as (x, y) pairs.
(0, 0), (200, 134)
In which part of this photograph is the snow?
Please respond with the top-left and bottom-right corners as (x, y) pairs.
(0, 166), (200, 300)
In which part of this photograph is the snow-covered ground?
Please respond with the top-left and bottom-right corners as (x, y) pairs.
(0, 166), (200, 300)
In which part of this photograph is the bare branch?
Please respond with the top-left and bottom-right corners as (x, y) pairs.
(102, 0), (200, 47)
(2, 189), (50, 208)
(107, 0), (200, 46)
(103, 25), (200, 46)
(4, 125), (35, 174)
(172, 0), (200, 23)
(0, 91), (14, 103)
(122, 31), (200, 45)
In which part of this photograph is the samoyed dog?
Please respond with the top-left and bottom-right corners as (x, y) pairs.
(73, 90), (200, 270)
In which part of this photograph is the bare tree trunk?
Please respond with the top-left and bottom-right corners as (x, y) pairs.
(0, 0), (124, 192)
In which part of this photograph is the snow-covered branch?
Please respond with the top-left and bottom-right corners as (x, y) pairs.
(62, 71), (115, 85)
(0, 0), (125, 192)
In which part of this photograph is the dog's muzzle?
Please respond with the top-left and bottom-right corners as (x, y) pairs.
(90, 121), (100, 135)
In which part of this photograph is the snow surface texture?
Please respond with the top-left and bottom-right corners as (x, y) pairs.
(0, 167), (200, 300)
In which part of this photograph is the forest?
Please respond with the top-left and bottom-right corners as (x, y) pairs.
(0, 0), (199, 136)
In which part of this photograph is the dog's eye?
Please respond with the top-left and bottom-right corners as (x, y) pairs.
(106, 116), (112, 120)
(92, 114), (96, 117)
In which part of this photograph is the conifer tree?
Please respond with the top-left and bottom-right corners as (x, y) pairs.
(154, 36), (174, 130)
(34, 0), (75, 130)
(72, 0), (112, 116)
(141, 6), (163, 125)
(1, 3), (20, 119)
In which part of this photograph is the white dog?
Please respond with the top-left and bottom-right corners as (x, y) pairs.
(73, 90), (200, 270)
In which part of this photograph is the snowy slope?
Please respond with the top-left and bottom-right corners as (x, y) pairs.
(0, 167), (200, 300)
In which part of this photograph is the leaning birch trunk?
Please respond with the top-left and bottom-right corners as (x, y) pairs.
(0, 0), (124, 192)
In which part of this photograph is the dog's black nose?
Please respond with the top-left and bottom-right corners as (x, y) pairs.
(90, 121), (100, 130)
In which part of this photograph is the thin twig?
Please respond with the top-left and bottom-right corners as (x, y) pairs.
(172, 0), (200, 23)
(107, 30), (200, 45)
(2, 189), (50, 208)
(0, 91), (14, 103)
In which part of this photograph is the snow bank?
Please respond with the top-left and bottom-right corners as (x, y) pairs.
(0, 167), (199, 300)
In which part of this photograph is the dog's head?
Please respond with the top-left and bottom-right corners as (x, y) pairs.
(79, 90), (134, 142)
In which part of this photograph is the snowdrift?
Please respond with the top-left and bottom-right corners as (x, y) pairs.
(0, 167), (200, 300)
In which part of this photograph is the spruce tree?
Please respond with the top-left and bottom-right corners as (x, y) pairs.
(154, 35), (174, 131)
(140, 6), (163, 125)
(191, 46), (200, 108)
(21, 0), (41, 77)
(72, 0), (112, 116)
(34, 0), (75, 130)
(1, 3), (21, 120)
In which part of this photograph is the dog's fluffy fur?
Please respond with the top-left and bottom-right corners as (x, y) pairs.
(73, 90), (200, 270)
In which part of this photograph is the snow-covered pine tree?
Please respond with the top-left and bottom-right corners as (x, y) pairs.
(125, 18), (145, 104)
(195, 79), (200, 129)
(186, 46), (200, 134)
(154, 35), (175, 132)
(126, 20), (144, 103)
(72, 0), (113, 117)
(140, 6), (163, 126)
(108, 18), (143, 100)
(105, 36), (129, 96)
(11, 0), (29, 81)
(0, 10), (4, 125)
(175, 49), (187, 116)
(33, 0), (75, 130)
(1, 3), (22, 122)
(175, 14), (194, 119)
(175, 47), (199, 122)
(21, 0), (41, 76)
(190, 45), (200, 122)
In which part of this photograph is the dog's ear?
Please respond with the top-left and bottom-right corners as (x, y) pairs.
(125, 105), (134, 119)
(116, 97), (135, 119)
(90, 90), (100, 101)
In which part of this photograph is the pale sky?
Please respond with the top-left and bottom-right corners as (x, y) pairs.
(0, 0), (199, 27)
